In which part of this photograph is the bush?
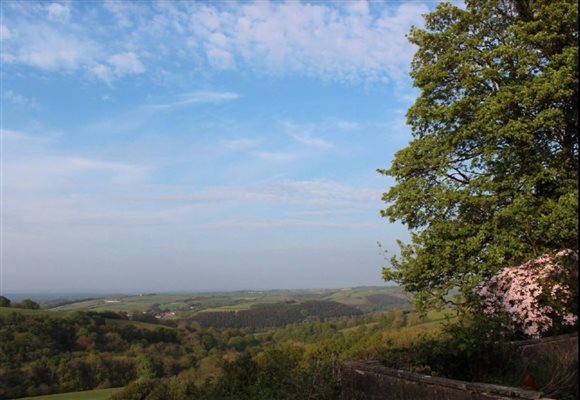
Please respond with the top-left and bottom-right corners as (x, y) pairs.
(380, 314), (519, 382)
(474, 250), (578, 338)
(13, 299), (40, 310)
(0, 296), (10, 307)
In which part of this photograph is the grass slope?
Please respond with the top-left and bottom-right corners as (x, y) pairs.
(0, 306), (167, 331)
(0, 307), (65, 317)
(17, 387), (122, 400)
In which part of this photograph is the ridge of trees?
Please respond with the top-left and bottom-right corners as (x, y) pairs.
(0, 305), (418, 399)
(190, 300), (363, 329)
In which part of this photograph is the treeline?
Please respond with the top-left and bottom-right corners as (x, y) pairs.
(363, 294), (410, 312)
(0, 295), (40, 310)
(0, 310), (183, 399)
(0, 305), (423, 399)
(40, 297), (100, 309)
(110, 308), (430, 400)
(190, 300), (362, 329)
(111, 347), (340, 400)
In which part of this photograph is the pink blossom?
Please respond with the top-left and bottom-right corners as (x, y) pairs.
(474, 249), (578, 338)
(563, 313), (577, 326)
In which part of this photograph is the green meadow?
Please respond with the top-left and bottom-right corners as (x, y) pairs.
(18, 388), (122, 400)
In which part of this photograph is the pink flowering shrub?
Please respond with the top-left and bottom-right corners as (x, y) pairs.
(474, 249), (578, 338)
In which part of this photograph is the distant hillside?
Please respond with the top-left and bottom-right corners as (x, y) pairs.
(0, 306), (63, 318)
(48, 286), (412, 316)
(0, 305), (171, 332)
(191, 300), (363, 329)
(320, 286), (411, 313)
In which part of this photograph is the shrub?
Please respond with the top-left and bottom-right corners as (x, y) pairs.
(474, 250), (578, 338)
(381, 314), (519, 382)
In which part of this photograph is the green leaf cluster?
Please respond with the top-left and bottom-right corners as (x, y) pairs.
(380, 0), (578, 310)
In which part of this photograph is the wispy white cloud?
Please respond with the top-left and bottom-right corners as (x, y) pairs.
(0, 128), (55, 144)
(0, 24), (12, 40)
(1, 1), (416, 291)
(251, 151), (299, 164)
(2, 126), (378, 231)
(102, 0), (142, 29)
(282, 120), (334, 149)
(0, 128), (29, 140)
(2, 1), (427, 84)
(88, 51), (145, 82)
(2, 90), (39, 109)
(59, 157), (144, 175)
(185, 1), (428, 83)
(1, 126), (153, 254)
(147, 91), (241, 109)
(65, 210), (181, 227)
(286, 209), (354, 217)
(12, 24), (99, 70)
(223, 138), (261, 152)
(1, 6), (144, 81)
(108, 51), (145, 76)
(46, 2), (71, 23)
(334, 120), (362, 131)
(6, 156), (148, 189)
(207, 47), (236, 70)
(290, 133), (333, 149)
(90, 63), (112, 82)
(197, 219), (374, 230)
(149, 179), (381, 208)
(269, 180), (381, 204)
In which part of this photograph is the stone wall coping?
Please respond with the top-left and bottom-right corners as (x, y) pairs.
(509, 331), (578, 348)
(343, 362), (554, 400)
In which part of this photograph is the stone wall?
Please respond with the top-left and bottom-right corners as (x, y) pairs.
(340, 333), (578, 400)
(340, 362), (552, 400)
(511, 332), (578, 358)
(511, 332), (578, 398)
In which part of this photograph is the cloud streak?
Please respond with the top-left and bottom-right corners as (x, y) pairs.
(197, 220), (375, 230)
(290, 133), (333, 149)
(147, 91), (241, 109)
(222, 138), (261, 152)
(1, 1), (428, 83)
(147, 180), (382, 208)
(0, 1), (417, 292)
(189, 1), (428, 82)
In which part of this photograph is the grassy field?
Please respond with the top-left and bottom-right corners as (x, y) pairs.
(203, 302), (260, 312)
(423, 308), (457, 322)
(0, 306), (165, 331)
(104, 318), (172, 331)
(49, 294), (192, 312)
(0, 307), (66, 317)
(322, 286), (411, 312)
(338, 308), (455, 334)
(18, 387), (122, 400)
(49, 287), (412, 315)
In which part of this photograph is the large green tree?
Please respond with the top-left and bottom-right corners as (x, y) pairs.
(379, 0), (578, 310)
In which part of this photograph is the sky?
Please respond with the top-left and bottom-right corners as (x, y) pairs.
(0, 0), (437, 294)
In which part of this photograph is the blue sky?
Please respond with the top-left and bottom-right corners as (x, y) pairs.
(1, 0), (434, 293)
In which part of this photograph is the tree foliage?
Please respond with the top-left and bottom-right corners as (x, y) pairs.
(13, 299), (40, 310)
(379, 0), (578, 309)
(0, 296), (10, 308)
(0, 306), (425, 399)
(190, 301), (362, 330)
